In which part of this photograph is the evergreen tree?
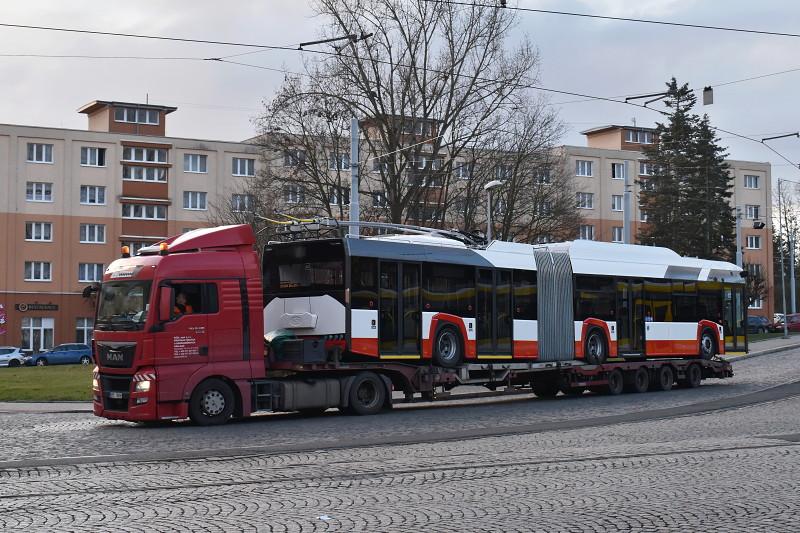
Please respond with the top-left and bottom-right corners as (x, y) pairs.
(638, 78), (735, 260)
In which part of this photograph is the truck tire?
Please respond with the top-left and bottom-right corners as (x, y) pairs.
(343, 372), (386, 416)
(625, 367), (650, 393)
(531, 378), (560, 398)
(189, 378), (235, 426)
(607, 369), (624, 395)
(699, 329), (716, 360)
(679, 363), (702, 388)
(584, 328), (607, 365)
(652, 365), (674, 392)
(433, 325), (463, 368)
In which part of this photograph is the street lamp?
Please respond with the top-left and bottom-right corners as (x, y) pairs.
(484, 180), (504, 243)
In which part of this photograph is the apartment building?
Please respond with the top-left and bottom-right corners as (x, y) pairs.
(567, 125), (773, 318)
(0, 100), (261, 352)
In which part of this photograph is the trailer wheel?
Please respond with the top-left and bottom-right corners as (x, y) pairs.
(607, 369), (624, 395)
(625, 367), (650, 393)
(584, 328), (608, 365)
(189, 378), (235, 426)
(344, 372), (386, 416)
(652, 365), (675, 392)
(700, 329), (716, 360)
(433, 325), (463, 368)
(679, 364), (702, 388)
(561, 386), (586, 397)
(531, 378), (560, 399)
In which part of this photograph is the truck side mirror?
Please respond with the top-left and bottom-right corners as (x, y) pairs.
(159, 287), (173, 322)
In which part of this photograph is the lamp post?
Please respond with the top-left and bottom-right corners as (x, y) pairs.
(484, 179), (504, 243)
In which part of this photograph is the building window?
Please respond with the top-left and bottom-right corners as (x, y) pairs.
(328, 186), (351, 206)
(80, 185), (106, 205)
(26, 181), (53, 202)
(495, 164), (513, 179)
(78, 263), (104, 283)
(746, 235), (761, 249)
(576, 192), (594, 209)
(21, 317), (54, 352)
(123, 165), (167, 182)
(183, 191), (207, 210)
(612, 226), (624, 243)
(284, 149), (306, 167)
(639, 162), (656, 176)
(184, 154), (208, 173)
(231, 194), (253, 212)
(745, 204), (760, 220)
(372, 157), (389, 173)
(640, 178), (655, 191)
(284, 184), (305, 204)
(625, 129), (653, 144)
(24, 261), (52, 281)
(372, 191), (388, 207)
(329, 154), (350, 171)
(25, 222), (53, 242)
(27, 143), (53, 163)
(80, 147), (106, 167)
(535, 200), (552, 217)
(744, 174), (760, 189)
(122, 204), (167, 220)
(578, 225), (595, 240)
(749, 297), (763, 310)
(122, 241), (150, 255)
(454, 162), (473, 179)
(640, 208), (649, 222)
(745, 263), (762, 277)
(611, 195), (623, 211)
(123, 147), (167, 163)
(114, 107), (159, 125)
(76, 317), (94, 344)
(232, 157), (255, 177)
(576, 160), (593, 177)
(80, 223), (106, 244)
(611, 163), (625, 180)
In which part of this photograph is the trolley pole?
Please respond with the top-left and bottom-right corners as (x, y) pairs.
(350, 118), (360, 236)
(623, 160), (631, 244)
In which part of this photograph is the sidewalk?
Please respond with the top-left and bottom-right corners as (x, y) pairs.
(722, 334), (800, 363)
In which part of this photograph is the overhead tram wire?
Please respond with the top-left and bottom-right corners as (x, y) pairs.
(419, 0), (800, 39)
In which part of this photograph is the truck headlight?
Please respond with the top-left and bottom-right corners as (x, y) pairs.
(134, 380), (151, 392)
(92, 378), (99, 389)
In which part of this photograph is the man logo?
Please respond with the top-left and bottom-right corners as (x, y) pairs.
(107, 350), (124, 362)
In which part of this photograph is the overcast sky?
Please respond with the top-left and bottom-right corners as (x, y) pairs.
(1, 0), (798, 180)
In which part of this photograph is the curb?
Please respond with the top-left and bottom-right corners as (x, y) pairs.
(724, 342), (800, 363)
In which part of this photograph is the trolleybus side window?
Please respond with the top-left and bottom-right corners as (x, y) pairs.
(421, 264), (475, 316)
(645, 279), (672, 322)
(513, 270), (537, 321)
(351, 256), (378, 309)
(264, 241), (344, 294)
(672, 281), (697, 322)
(575, 275), (615, 321)
(697, 281), (723, 323)
(496, 270), (512, 352)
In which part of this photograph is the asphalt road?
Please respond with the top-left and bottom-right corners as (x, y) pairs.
(1, 350), (800, 531)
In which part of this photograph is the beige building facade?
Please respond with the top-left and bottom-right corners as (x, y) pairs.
(0, 101), (261, 352)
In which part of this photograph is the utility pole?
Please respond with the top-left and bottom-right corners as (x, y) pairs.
(623, 160), (631, 244)
(349, 118), (360, 237)
(484, 180), (504, 243)
(778, 179), (789, 338)
(791, 229), (797, 314)
(734, 206), (742, 267)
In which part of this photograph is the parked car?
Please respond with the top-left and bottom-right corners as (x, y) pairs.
(774, 313), (785, 324)
(24, 343), (93, 366)
(784, 313), (800, 333)
(0, 347), (25, 368)
(747, 315), (772, 334)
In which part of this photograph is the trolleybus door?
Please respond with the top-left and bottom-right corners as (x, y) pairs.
(616, 279), (645, 356)
(379, 262), (421, 356)
(476, 268), (513, 357)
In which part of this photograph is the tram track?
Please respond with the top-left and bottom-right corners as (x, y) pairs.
(1, 379), (799, 471)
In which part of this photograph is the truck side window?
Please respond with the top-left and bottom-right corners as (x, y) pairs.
(170, 283), (219, 318)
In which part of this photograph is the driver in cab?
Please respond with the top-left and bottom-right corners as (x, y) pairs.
(173, 292), (194, 316)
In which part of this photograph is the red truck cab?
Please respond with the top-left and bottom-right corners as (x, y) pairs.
(92, 225), (264, 424)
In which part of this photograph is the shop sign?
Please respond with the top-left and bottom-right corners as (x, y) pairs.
(15, 303), (59, 312)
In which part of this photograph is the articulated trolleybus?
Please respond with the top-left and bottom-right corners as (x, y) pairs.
(92, 224), (741, 425)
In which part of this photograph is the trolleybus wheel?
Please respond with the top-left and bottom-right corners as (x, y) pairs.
(679, 363), (702, 388)
(607, 369), (624, 395)
(625, 367), (650, 393)
(584, 329), (608, 365)
(433, 326), (463, 368)
(652, 365), (674, 392)
(344, 372), (386, 416)
(699, 329), (716, 360)
(189, 378), (235, 426)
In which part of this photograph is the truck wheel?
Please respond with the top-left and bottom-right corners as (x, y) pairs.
(607, 369), (624, 395)
(625, 367), (650, 393)
(433, 326), (463, 368)
(699, 329), (716, 360)
(531, 378), (560, 399)
(344, 372), (386, 416)
(652, 365), (674, 392)
(584, 329), (607, 365)
(189, 378), (235, 426)
(561, 385), (586, 397)
(679, 364), (702, 388)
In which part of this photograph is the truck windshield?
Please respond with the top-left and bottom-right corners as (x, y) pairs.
(264, 240), (344, 294)
(95, 281), (152, 331)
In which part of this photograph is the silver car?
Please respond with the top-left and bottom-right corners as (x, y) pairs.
(0, 347), (25, 368)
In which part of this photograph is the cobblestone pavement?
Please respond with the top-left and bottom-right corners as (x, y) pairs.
(0, 350), (799, 531)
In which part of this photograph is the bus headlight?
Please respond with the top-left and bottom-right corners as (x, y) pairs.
(134, 380), (151, 392)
